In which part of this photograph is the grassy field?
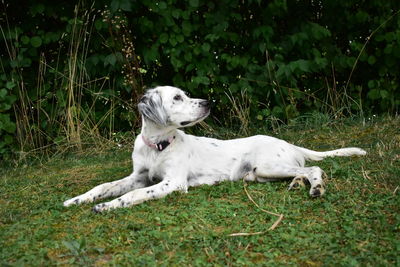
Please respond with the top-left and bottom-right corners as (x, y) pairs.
(1, 116), (399, 266)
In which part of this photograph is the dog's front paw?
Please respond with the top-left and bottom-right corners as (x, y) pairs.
(92, 203), (111, 213)
(63, 197), (82, 207)
(310, 184), (326, 197)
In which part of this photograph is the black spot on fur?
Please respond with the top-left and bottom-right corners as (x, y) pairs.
(139, 169), (148, 175)
(136, 178), (145, 185)
(187, 172), (195, 182)
(210, 143), (218, 147)
(149, 174), (163, 185)
(231, 161), (253, 181)
(74, 199), (79, 204)
(232, 157), (237, 161)
(242, 162), (252, 173)
(253, 167), (257, 172)
(188, 172), (204, 182)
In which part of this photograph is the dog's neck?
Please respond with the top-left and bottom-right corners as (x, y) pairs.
(141, 119), (177, 151)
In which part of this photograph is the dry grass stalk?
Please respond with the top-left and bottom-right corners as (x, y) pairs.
(229, 181), (284, 237)
(225, 90), (251, 136)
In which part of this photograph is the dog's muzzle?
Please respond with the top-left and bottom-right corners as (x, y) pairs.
(199, 100), (210, 108)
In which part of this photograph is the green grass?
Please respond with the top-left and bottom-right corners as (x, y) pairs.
(1, 116), (399, 266)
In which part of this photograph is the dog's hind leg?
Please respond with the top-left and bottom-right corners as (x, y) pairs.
(63, 168), (148, 207)
(252, 163), (326, 197)
(287, 175), (309, 190)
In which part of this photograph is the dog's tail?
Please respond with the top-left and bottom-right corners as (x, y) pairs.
(297, 146), (367, 161)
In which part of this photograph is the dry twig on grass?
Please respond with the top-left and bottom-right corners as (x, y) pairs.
(229, 181), (284, 237)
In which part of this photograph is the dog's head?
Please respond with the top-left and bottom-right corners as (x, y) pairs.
(138, 86), (210, 127)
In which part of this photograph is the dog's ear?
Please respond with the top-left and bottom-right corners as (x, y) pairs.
(138, 90), (168, 125)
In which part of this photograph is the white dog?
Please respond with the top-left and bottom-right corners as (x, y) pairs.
(64, 86), (366, 212)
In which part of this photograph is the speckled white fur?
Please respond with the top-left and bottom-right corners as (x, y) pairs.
(63, 86), (367, 212)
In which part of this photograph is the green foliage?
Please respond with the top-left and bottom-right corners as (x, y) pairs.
(1, 0), (400, 157)
(129, 0), (400, 121)
(0, 76), (17, 155)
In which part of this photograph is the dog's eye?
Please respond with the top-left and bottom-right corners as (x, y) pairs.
(173, 94), (182, 101)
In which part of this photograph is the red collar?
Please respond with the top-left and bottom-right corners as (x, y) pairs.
(141, 134), (175, 151)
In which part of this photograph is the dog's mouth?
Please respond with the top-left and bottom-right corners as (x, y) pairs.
(180, 121), (192, 126)
(180, 109), (210, 127)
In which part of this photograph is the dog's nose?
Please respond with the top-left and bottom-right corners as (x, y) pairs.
(199, 100), (210, 108)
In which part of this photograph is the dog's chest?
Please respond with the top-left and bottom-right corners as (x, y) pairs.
(144, 151), (169, 175)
